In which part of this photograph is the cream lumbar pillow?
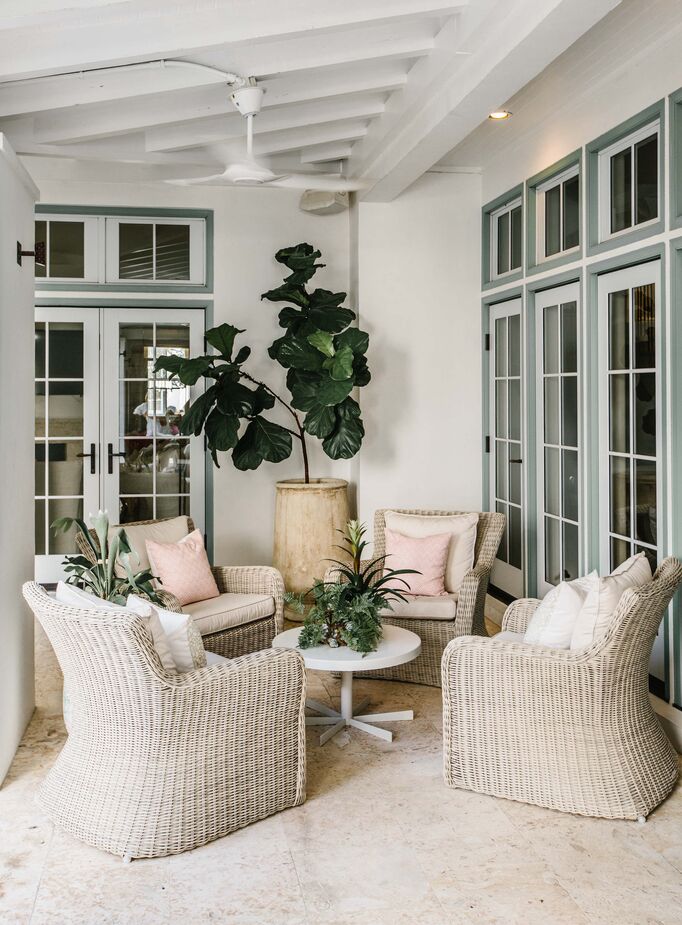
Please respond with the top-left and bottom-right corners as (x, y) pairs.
(127, 594), (206, 672)
(383, 511), (478, 594)
(55, 582), (176, 674)
(523, 572), (599, 649)
(110, 515), (191, 578)
(570, 552), (652, 650)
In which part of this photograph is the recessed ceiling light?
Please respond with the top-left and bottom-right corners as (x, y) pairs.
(488, 110), (512, 121)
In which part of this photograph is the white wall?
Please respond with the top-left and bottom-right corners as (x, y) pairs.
(27, 170), (351, 565)
(356, 171), (483, 530)
(0, 138), (38, 781)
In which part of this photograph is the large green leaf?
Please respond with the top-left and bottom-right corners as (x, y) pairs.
(289, 373), (320, 412)
(308, 303), (356, 333)
(261, 284), (308, 308)
(335, 326), (369, 356)
(278, 306), (305, 329)
(322, 398), (365, 459)
(205, 323), (244, 360)
(304, 403), (336, 438)
(180, 386), (217, 436)
(275, 337), (325, 372)
(307, 330), (335, 357)
(234, 345), (251, 365)
(177, 356), (213, 385)
(232, 417), (292, 470)
(316, 376), (353, 407)
(352, 355), (372, 387)
(216, 377), (257, 416)
(323, 344), (354, 381)
(275, 243), (322, 269)
(204, 408), (240, 453)
(251, 384), (276, 415)
(153, 354), (184, 378)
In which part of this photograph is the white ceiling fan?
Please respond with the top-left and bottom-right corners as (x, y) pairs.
(168, 81), (367, 192)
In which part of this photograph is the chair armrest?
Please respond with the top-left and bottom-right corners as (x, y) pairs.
(211, 565), (285, 634)
(454, 564), (491, 635)
(501, 598), (541, 635)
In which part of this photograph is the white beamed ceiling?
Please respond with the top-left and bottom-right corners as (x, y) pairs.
(0, 0), (621, 200)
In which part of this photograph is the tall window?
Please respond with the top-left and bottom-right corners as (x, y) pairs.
(598, 122), (659, 241)
(536, 166), (579, 262)
(490, 198), (522, 279)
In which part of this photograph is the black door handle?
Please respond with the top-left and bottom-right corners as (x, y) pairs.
(107, 442), (126, 475)
(77, 443), (96, 475)
(509, 458), (523, 464)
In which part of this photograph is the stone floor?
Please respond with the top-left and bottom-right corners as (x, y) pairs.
(3, 620), (682, 924)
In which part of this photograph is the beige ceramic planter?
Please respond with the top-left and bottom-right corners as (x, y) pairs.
(273, 478), (350, 620)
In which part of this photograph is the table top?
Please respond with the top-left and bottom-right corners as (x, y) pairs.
(272, 623), (421, 673)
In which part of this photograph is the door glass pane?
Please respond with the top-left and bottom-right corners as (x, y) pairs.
(544, 447), (560, 516)
(123, 381), (153, 436)
(544, 184), (561, 257)
(561, 302), (577, 373)
(609, 374), (629, 453)
(543, 306), (559, 374)
(48, 498), (83, 554)
(156, 496), (190, 520)
(563, 522), (579, 581)
(35, 443), (45, 497)
(119, 324), (153, 378)
(35, 322), (46, 377)
(495, 440), (507, 501)
(562, 449), (579, 522)
(635, 134), (658, 225)
(119, 223), (153, 279)
(48, 323), (83, 378)
(510, 206), (522, 270)
(611, 536), (631, 571)
(35, 500), (46, 555)
(156, 225), (190, 280)
(49, 221), (85, 279)
(635, 459), (657, 545)
(119, 440), (154, 495)
(48, 441), (84, 497)
(35, 385), (45, 436)
(35, 221), (47, 278)
(496, 501), (508, 563)
(508, 315), (520, 377)
(119, 496), (155, 524)
(508, 443), (521, 505)
(495, 317), (507, 376)
(48, 381), (83, 437)
(496, 212), (510, 276)
(561, 377), (578, 447)
(509, 505), (522, 569)
(544, 377), (560, 445)
(610, 148), (632, 233)
(545, 517), (560, 586)
(154, 324), (191, 419)
(633, 283), (655, 368)
(508, 379), (520, 442)
(634, 372), (656, 457)
(610, 456), (630, 537)
(609, 290), (629, 369)
(563, 175), (579, 250)
(157, 440), (190, 493)
(495, 380), (507, 438)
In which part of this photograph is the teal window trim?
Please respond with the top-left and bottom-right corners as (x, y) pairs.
(481, 184), (524, 290)
(33, 296), (215, 562)
(586, 99), (666, 257)
(524, 269), (584, 600)
(526, 150), (582, 277)
(480, 285), (523, 516)
(34, 205), (214, 294)
(670, 88), (682, 230)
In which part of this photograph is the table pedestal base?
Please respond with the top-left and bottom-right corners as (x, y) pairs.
(306, 672), (414, 744)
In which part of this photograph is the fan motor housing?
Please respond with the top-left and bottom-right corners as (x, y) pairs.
(230, 86), (264, 116)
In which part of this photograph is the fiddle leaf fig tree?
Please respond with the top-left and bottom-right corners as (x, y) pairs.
(154, 243), (370, 482)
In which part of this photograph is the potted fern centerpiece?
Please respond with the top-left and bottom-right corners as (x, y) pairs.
(287, 521), (418, 654)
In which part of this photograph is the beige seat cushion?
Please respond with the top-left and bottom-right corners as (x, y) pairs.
(491, 630), (524, 643)
(381, 593), (458, 621)
(184, 592), (275, 636)
(111, 515), (191, 577)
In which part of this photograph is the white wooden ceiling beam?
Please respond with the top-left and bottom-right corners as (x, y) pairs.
(145, 95), (386, 153)
(253, 121), (370, 156)
(349, 0), (621, 200)
(0, 0), (468, 82)
(28, 63), (408, 146)
(300, 142), (355, 164)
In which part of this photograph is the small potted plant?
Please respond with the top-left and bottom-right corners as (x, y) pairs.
(287, 520), (418, 654)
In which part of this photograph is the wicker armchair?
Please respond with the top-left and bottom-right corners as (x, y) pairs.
(442, 556), (682, 821)
(330, 508), (504, 687)
(76, 517), (284, 659)
(23, 582), (306, 859)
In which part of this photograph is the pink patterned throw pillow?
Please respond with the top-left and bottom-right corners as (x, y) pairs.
(382, 528), (451, 596)
(145, 528), (220, 606)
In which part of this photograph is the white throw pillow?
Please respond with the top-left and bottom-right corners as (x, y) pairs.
(56, 582), (176, 673)
(383, 511), (478, 593)
(570, 552), (652, 650)
(127, 595), (206, 672)
(523, 572), (599, 649)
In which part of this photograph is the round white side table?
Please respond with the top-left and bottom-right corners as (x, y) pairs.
(272, 624), (421, 745)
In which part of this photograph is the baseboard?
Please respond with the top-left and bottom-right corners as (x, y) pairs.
(651, 695), (682, 753)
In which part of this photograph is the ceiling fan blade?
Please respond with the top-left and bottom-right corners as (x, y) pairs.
(165, 172), (232, 186)
(268, 174), (369, 192)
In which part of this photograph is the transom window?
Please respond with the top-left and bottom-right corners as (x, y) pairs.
(490, 198), (522, 280)
(34, 215), (98, 282)
(598, 121), (659, 241)
(536, 166), (579, 262)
